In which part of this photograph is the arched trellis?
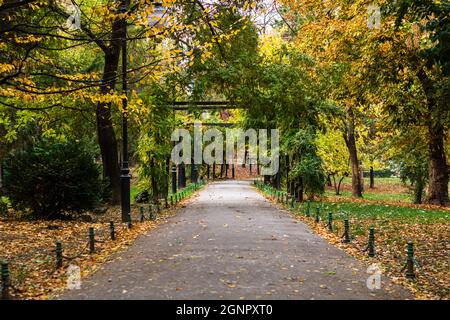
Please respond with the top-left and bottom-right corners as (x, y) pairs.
(168, 101), (248, 192)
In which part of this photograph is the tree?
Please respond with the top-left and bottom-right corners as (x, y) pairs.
(380, 0), (449, 205)
(0, 0), (258, 207)
(316, 129), (350, 195)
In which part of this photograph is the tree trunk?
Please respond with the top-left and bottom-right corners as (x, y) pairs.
(150, 158), (159, 203)
(298, 177), (304, 202)
(417, 68), (449, 205)
(97, 48), (121, 204)
(414, 171), (425, 204)
(327, 175), (332, 187)
(426, 124), (449, 205)
(370, 166), (375, 189)
(343, 107), (363, 198)
(337, 176), (345, 195)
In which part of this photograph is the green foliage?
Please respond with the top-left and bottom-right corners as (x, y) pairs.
(135, 83), (175, 198)
(3, 140), (103, 219)
(316, 130), (349, 175)
(390, 128), (429, 204)
(0, 197), (7, 216)
(285, 129), (327, 197)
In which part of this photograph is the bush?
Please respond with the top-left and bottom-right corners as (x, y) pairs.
(0, 198), (7, 216)
(3, 140), (103, 219)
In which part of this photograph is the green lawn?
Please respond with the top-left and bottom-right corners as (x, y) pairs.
(298, 200), (448, 227)
(326, 176), (413, 203)
(324, 190), (411, 202)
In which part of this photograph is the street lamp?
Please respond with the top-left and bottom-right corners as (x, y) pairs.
(120, 0), (130, 223)
(120, 1), (167, 223)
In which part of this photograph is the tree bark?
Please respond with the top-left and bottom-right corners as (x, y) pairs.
(327, 175), (332, 187)
(414, 170), (425, 204)
(97, 42), (121, 204)
(370, 166), (375, 189)
(417, 68), (449, 205)
(426, 124), (449, 205)
(343, 107), (363, 198)
(150, 158), (159, 203)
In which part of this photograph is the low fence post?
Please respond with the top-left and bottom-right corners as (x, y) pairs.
(368, 227), (375, 257)
(315, 207), (320, 223)
(55, 241), (63, 269)
(1, 261), (9, 300)
(343, 219), (351, 243)
(405, 242), (416, 279)
(156, 202), (161, 214)
(306, 200), (311, 217)
(127, 213), (132, 229)
(327, 212), (333, 231)
(139, 207), (145, 222)
(110, 221), (115, 241)
(148, 205), (154, 220)
(89, 227), (95, 254)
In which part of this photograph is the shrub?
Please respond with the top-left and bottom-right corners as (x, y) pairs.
(0, 198), (7, 216)
(3, 140), (103, 219)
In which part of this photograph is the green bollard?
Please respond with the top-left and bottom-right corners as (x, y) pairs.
(327, 212), (333, 231)
(110, 221), (115, 241)
(285, 193), (289, 205)
(127, 214), (133, 229)
(150, 205), (156, 221)
(343, 219), (351, 243)
(89, 227), (95, 253)
(55, 241), (63, 269)
(1, 261), (9, 300)
(306, 200), (311, 217)
(148, 205), (154, 220)
(291, 196), (295, 209)
(309, 205), (316, 218)
(315, 207), (320, 223)
(139, 207), (145, 222)
(156, 202), (161, 214)
(277, 191), (280, 203)
(405, 242), (416, 279)
(368, 227), (375, 257)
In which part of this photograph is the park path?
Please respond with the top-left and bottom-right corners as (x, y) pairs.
(60, 180), (411, 300)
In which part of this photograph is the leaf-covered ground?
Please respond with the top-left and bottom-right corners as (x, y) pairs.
(0, 191), (200, 300)
(261, 188), (449, 300)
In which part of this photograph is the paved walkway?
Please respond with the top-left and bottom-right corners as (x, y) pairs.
(60, 180), (411, 300)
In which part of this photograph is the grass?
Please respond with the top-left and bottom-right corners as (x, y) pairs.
(324, 190), (411, 202)
(326, 176), (413, 204)
(299, 201), (448, 225)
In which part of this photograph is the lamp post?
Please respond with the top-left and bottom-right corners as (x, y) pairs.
(120, 0), (131, 223)
(120, 1), (166, 223)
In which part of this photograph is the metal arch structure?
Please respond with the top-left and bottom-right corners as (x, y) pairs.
(168, 101), (243, 189)
(169, 101), (247, 111)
